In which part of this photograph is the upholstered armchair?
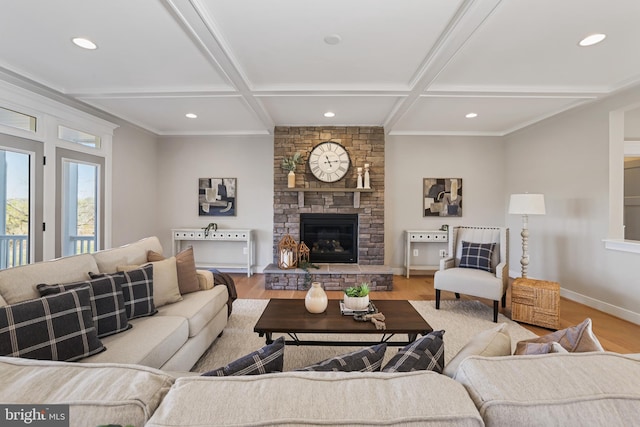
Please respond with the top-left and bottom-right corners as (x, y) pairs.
(434, 226), (509, 322)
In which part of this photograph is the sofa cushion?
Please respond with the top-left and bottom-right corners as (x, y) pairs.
(459, 241), (495, 272)
(444, 323), (511, 378)
(297, 343), (387, 372)
(455, 352), (640, 427)
(37, 275), (130, 338)
(93, 265), (157, 319)
(81, 315), (189, 369)
(0, 253), (97, 304)
(157, 285), (228, 338)
(517, 341), (569, 355)
(0, 356), (174, 427)
(146, 257), (183, 307)
(92, 236), (163, 273)
(515, 317), (604, 354)
(0, 286), (105, 361)
(146, 371), (484, 427)
(382, 330), (445, 373)
(149, 247), (200, 295)
(202, 337), (285, 376)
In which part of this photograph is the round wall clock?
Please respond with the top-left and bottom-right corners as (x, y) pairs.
(308, 141), (351, 183)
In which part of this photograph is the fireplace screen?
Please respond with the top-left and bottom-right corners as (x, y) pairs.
(300, 214), (358, 263)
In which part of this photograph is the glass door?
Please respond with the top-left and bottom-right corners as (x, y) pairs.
(62, 160), (98, 256)
(0, 134), (43, 268)
(56, 148), (104, 257)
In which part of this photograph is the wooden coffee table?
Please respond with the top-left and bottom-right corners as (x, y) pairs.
(253, 299), (432, 347)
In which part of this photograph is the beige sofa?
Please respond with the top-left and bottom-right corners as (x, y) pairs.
(1, 352), (639, 426)
(0, 236), (229, 371)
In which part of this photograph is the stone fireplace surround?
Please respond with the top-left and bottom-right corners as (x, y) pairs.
(265, 126), (392, 291)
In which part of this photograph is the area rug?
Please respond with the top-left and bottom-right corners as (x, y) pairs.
(192, 299), (538, 373)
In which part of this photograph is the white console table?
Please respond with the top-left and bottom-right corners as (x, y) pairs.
(172, 228), (254, 277)
(404, 230), (448, 278)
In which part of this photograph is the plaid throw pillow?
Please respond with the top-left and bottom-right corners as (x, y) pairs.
(382, 330), (445, 373)
(90, 264), (157, 319)
(459, 241), (496, 272)
(297, 343), (387, 372)
(201, 337), (285, 376)
(37, 275), (130, 338)
(0, 286), (105, 361)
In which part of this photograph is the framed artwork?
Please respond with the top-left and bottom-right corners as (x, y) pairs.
(423, 178), (462, 217)
(199, 178), (236, 216)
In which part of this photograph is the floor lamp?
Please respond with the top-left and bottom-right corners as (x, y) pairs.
(508, 194), (546, 278)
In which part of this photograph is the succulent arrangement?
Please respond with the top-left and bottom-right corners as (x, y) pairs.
(344, 282), (370, 298)
(281, 152), (303, 172)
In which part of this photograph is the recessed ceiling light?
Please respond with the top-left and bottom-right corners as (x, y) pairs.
(465, 112), (478, 118)
(578, 33), (606, 47)
(324, 111), (335, 118)
(324, 34), (342, 45)
(72, 37), (97, 50)
(185, 113), (198, 119)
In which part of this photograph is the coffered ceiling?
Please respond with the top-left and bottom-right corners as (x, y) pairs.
(1, 0), (639, 136)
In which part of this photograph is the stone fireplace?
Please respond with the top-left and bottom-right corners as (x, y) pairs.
(265, 126), (392, 291)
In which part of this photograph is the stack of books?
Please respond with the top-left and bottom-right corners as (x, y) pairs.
(339, 301), (377, 316)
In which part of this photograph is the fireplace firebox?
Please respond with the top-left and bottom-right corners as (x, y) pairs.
(300, 214), (358, 263)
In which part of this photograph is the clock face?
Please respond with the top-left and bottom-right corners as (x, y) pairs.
(308, 142), (351, 183)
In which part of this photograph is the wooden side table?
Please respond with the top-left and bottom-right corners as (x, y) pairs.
(511, 278), (560, 330)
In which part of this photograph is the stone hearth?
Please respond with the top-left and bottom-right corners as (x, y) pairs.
(263, 263), (393, 291)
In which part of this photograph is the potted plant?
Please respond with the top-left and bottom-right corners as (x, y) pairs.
(343, 282), (370, 310)
(281, 152), (303, 188)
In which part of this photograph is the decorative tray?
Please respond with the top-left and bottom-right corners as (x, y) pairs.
(339, 301), (377, 316)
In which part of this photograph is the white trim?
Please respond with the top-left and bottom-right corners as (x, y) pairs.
(560, 287), (640, 326)
(603, 238), (640, 254)
(624, 140), (640, 156)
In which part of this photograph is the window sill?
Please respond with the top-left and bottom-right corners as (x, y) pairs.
(603, 239), (640, 254)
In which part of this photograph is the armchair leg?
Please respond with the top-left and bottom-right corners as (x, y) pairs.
(435, 289), (441, 309)
(493, 301), (498, 323)
(501, 293), (507, 308)
(455, 293), (460, 299)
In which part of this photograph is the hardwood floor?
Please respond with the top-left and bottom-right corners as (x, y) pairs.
(231, 273), (640, 354)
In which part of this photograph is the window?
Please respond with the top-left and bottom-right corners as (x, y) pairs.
(0, 107), (36, 133)
(58, 125), (101, 148)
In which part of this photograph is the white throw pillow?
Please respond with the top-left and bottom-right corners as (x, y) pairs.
(147, 257), (183, 307)
(444, 323), (511, 378)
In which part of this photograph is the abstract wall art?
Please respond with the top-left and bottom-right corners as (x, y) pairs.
(199, 178), (236, 216)
(423, 178), (462, 217)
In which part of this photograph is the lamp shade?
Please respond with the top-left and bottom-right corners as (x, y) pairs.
(508, 194), (546, 215)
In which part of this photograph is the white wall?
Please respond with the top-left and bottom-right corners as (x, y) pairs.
(155, 136), (273, 269)
(505, 85), (640, 324)
(385, 135), (507, 272)
(111, 123), (159, 247)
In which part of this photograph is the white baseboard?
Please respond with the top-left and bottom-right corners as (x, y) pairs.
(559, 288), (640, 325)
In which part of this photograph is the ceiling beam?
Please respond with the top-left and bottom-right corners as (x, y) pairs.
(162, 0), (275, 133)
(384, 0), (503, 133)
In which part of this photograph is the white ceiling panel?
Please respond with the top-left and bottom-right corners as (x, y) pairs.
(431, 0), (640, 92)
(259, 96), (401, 126)
(199, 0), (464, 90)
(82, 96), (268, 135)
(392, 96), (591, 135)
(0, 0), (232, 93)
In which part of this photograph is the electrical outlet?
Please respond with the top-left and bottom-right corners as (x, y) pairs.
(413, 249), (419, 256)
(439, 249), (447, 257)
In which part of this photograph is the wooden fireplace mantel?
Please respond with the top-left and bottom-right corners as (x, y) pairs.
(282, 188), (375, 208)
